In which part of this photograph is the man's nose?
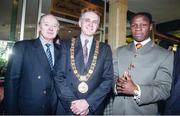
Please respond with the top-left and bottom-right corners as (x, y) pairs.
(135, 25), (142, 30)
(48, 26), (53, 31)
(88, 22), (93, 27)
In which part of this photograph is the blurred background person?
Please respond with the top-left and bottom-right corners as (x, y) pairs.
(164, 46), (180, 114)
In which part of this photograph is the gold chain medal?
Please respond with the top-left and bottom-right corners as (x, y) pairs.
(70, 38), (99, 93)
(78, 76), (88, 93)
(78, 82), (88, 93)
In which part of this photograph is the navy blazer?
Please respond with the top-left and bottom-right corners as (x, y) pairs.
(164, 47), (180, 114)
(54, 36), (113, 115)
(4, 38), (61, 114)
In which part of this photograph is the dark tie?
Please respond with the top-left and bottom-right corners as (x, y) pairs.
(83, 39), (89, 66)
(136, 43), (142, 49)
(45, 43), (53, 69)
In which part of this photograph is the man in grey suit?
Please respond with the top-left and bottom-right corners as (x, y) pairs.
(4, 14), (61, 114)
(112, 12), (174, 115)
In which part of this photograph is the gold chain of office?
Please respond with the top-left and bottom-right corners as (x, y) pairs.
(70, 38), (99, 82)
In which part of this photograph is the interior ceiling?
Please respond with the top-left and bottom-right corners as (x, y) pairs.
(128, 0), (180, 24)
(1, 0), (180, 25)
(0, 0), (180, 40)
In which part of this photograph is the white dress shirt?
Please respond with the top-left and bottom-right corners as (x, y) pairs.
(80, 34), (93, 59)
(39, 35), (55, 65)
(134, 37), (151, 49)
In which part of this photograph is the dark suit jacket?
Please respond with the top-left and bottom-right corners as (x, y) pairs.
(4, 38), (61, 114)
(54, 36), (113, 115)
(164, 47), (180, 114)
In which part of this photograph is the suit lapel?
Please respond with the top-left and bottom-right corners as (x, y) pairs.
(127, 42), (136, 57)
(32, 38), (51, 70)
(136, 40), (154, 54)
(86, 38), (96, 69)
(54, 43), (61, 66)
(74, 36), (85, 74)
(128, 42), (136, 53)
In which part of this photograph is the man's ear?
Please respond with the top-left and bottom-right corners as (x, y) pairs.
(37, 25), (40, 32)
(150, 24), (153, 31)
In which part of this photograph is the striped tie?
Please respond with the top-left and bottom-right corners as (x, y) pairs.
(45, 43), (53, 69)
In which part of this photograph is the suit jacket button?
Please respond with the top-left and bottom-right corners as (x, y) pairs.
(43, 90), (47, 94)
(69, 69), (71, 71)
(37, 76), (41, 79)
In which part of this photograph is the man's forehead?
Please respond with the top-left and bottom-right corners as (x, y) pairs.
(42, 15), (55, 21)
(82, 11), (99, 18)
(41, 15), (59, 24)
(132, 15), (149, 22)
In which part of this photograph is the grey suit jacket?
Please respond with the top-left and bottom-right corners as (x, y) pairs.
(112, 40), (174, 115)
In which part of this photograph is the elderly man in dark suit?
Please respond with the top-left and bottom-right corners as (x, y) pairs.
(164, 46), (180, 114)
(54, 8), (113, 115)
(4, 14), (61, 114)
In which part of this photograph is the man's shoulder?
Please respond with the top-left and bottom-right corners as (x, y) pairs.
(116, 42), (132, 52)
(14, 39), (36, 45)
(13, 39), (39, 52)
(57, 39), (71, 51)
(99, 42), (112, 52)
(99, 42), (110, 47)
(153, 43), (173, 56)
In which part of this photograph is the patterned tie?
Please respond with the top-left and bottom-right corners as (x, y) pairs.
(83, 39), (89, 66)
(45, 43), (53, 69)
(136, 43), (142, 49)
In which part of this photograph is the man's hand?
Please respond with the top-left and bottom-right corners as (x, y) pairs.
(116, 71), (138, 95)
(70, 99), (89, 115)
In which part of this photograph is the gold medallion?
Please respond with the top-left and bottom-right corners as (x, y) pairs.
(78, 82), (88, 93)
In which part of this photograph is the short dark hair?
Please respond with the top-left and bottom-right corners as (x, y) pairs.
(130, 12), (152, 24)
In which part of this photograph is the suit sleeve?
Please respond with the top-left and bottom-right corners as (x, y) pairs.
(4, 42), (25, 114)
(86, 45), (114, 113)
(171, 47), (180, 88)
(138, 51), (174, 105)
(53, 42), (77, 114)
(164, 48), (180, 114)
(112, 48), (121, 93)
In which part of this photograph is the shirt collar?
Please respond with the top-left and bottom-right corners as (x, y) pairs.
(39, 35), (53, 47)
(134, 37), (151, 46)
(80, 34), (93, 46)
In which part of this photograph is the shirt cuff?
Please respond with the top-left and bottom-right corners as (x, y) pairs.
(114, 84), (118, 95)
(133, 84), (141, 102)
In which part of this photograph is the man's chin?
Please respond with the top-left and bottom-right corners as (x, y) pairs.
(85, 33), (94, 37)
(133, 37), (144, 42)
(44, 37), (55, 41)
